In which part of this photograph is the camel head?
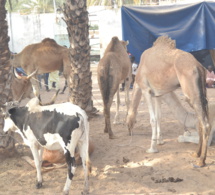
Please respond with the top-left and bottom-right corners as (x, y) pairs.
(120, 40), (129, 50)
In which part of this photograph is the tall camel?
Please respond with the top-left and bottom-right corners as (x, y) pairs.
(127, 36), (210, 167)
(11, 38), (71, 97)
(97, 36), (131, 139)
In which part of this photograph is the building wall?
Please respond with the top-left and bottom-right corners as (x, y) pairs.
(7, 7), (122, 58)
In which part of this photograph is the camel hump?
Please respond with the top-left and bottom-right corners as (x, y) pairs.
(112, 36), (119, 43)
(104, 36), (128, 54)
(41, 38), (58, 47)
(153, 36), (176, 49)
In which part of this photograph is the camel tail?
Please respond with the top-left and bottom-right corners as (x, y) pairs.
(198, 66), (209, 118)
(126, 82), (142, 133)
(98, 63), (113, 105)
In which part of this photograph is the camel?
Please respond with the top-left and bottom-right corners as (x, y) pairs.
(127, 88), (215, 145)
(11, 38), (71, 97)
(97, 36), (131, 139)
(126, 36), (210, 167)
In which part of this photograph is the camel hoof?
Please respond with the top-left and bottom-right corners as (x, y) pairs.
(192, 161), (206, 168)
(146, 148), (159, 153)
(63, 191), (69, 195)
(109, 134), (118, 139)
(81, 190), (89, 195)
(157, 140), (165, 145)
(113, 121), (120, 125)
(191, 152), (200, 158)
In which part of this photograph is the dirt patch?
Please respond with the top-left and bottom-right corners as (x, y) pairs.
(0, 63), (215, 195)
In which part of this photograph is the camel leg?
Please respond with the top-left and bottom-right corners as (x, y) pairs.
(193, 103), (210, 166)
(143, 89), (159, 153)
(126, 82), (142, 135)
(176, 69), (210, 167)
(155, 97), (164, 145)
(113, 89), (120, 124)
(124, 77), (130, 116)
(104, 100), (117, 139)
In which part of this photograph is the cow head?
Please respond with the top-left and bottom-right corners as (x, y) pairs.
(11, 68), (38, 102)
(1, 101), (19, 133)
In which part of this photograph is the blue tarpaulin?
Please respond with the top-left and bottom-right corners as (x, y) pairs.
(121, 1), (215, 63)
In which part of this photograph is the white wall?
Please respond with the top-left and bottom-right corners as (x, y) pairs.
(89, 7), (122, 57)
(7, 7), (122, 56)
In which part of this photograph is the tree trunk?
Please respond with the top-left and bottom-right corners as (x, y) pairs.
(0, 0), (15, 155)
(63, 0), (96, 114)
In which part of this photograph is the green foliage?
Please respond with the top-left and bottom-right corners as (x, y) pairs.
(89, 24), (98, 30)
(6, 0), (65, 13)
(6, 0), (140, 13)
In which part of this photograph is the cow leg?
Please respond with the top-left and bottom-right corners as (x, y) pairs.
(113, 89), (120, 124)
(143, 89), (159, 153)
(63, 131), (82, 195)
(78, 141), (90, 195)
(38, 147), (44, 165)
(30, 144), (43, 188)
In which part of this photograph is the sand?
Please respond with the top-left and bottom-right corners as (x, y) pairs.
(0, 63), (215, 195)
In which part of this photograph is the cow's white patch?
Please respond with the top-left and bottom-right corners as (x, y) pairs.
(3, 117), (18, 132)
(43, 133), (65, 151)
(26, 97), (87, 119)
(23, 126), (39, 146)
(21, 127), (64, 151)
(15, 129), (31, 146)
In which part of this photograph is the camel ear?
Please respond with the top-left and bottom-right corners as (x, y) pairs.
(126, 40), (129, 45)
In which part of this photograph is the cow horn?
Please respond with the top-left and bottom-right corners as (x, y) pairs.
(4, 101), (19, 108)
(39, 89), (60, 106)
(27, 68), (39, 79)
(13, 67), (39, 80)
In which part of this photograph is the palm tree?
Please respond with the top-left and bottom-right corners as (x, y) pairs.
(63, 0), (96, 114)
(0, 0), (15, 153)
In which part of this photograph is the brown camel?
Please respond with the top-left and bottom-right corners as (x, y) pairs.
(11, 38), (71, 97)
(97, 36), (131, 139)
(127, 36), (210, 167)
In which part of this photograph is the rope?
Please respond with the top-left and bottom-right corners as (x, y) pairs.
(16, 68), (50, 88)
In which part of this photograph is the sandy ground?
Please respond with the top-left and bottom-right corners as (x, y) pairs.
(0, 63), (215, 195)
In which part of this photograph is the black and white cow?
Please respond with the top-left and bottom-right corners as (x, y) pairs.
(1, 97), (91, 195)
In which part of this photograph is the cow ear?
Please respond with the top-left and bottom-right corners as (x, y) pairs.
(4, 101), (19, 108)
(0, 107), (4, 113)
(13, 101), (20, 107)
(0, 107), (8, 117)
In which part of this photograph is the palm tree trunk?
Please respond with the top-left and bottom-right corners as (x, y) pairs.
(0, 0), (15, 154)
(63, 0), (96, 114)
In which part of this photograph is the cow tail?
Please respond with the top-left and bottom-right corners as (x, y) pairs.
(85, 116), (92, 174)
